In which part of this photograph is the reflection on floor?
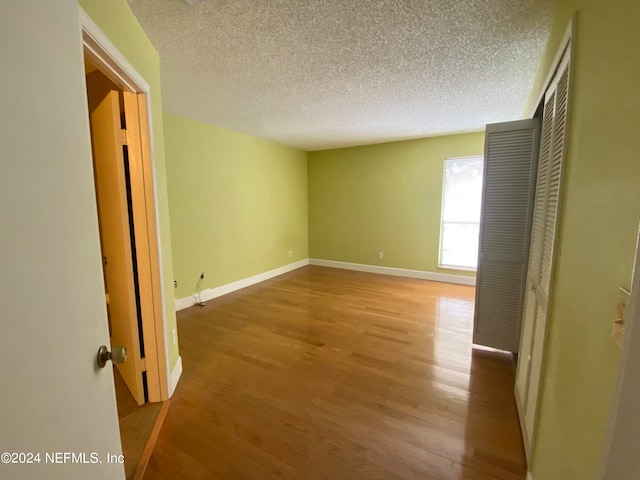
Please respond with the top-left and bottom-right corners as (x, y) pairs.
(145, 265), (526, 479)
(113, 367), (162, 479)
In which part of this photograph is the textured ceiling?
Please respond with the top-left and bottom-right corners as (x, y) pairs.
(128, 0), (556, 151)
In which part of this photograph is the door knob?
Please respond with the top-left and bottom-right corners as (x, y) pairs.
(97, 345), (127, 368)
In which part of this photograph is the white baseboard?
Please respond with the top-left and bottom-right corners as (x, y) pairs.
(174, 258), (473, 311)
(175, 295), (196, 311)
(175, 258), (310, 311)
(309, 258), (476, 286)
(169, 355), (182, 397)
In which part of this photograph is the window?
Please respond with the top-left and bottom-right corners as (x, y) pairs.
(439, 156), (484, 270)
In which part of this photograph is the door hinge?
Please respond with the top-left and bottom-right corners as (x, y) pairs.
(121, 129), (129, 145)
(140, 357), (147, 372)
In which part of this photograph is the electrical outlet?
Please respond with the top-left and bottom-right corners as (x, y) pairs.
(172, 328), (178, 345)
(173, 280), (177, 288)
(289, 250), (293, 258)
(378, 251), (384, 259)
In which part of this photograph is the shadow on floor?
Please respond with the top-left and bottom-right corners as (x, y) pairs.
(113, 367), (162, 479)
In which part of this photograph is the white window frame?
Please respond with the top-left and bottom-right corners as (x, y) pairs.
(438, 155), (484, 271)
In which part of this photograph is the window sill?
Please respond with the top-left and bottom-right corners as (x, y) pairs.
(438, 264), (477, 273)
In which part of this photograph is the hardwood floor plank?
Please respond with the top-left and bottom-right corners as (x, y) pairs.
(144, 266), (526, 479)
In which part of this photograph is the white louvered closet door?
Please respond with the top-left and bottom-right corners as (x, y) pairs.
(515, 91), (555, 427)
(473, 119), (541, 353)
(515, 50), (571, 459)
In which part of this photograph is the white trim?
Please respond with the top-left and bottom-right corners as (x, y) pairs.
(527, 472), (534, 480)
(439, 155), (484, 272)
(309, 259), (476, 286)
(79, 9), (149, 93)
(438, 264), (477, 273)
(515, 382), (533, 462)
(528, 15), (575, 118)
(79, 7), (172, 400)
(169, 356), (182, 397)
(175, 295), (197, 312)
(174, 258), (476, 312)
(175, 259), (310, 311)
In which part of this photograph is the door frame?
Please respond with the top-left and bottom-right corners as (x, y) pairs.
(528, 15), (575, 118)
(80, 7), (170, 402)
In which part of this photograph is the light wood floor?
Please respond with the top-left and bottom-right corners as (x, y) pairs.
(145, 266), (526, 479)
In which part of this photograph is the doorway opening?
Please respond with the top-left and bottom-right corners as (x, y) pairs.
(83, 54), (168, 479)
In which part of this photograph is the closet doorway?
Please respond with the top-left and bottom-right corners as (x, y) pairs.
(515, 23), (573, 461)
(82, 14), (170, 473)
(84, 54), (166, 480)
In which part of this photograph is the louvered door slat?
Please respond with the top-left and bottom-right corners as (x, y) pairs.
(515, 49), (571, 461)
(475, 262), (529, 350)
(527, 93), (555, 282)
(515, 92), (556, 428)
(540, 68), (570, 294)
(473, 119), (541, 352)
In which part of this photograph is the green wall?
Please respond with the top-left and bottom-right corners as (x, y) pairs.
(79, 0), (180, 370)
(308, 133), (484, 275)
(529, 0), (640, 478)
(164, 113), (308, 299)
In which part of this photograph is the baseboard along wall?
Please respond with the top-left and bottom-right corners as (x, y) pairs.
(175, 259), (310, 311)
(309, 258), (476, 286)
(169, 355), (182, 397)
(174, 258), (475, 312)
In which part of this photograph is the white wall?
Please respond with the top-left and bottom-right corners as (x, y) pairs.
(0, 2), (123, 478)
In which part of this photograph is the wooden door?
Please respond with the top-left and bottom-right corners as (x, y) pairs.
(122, 92), (168, 402)
(91, 90), (146, 406)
